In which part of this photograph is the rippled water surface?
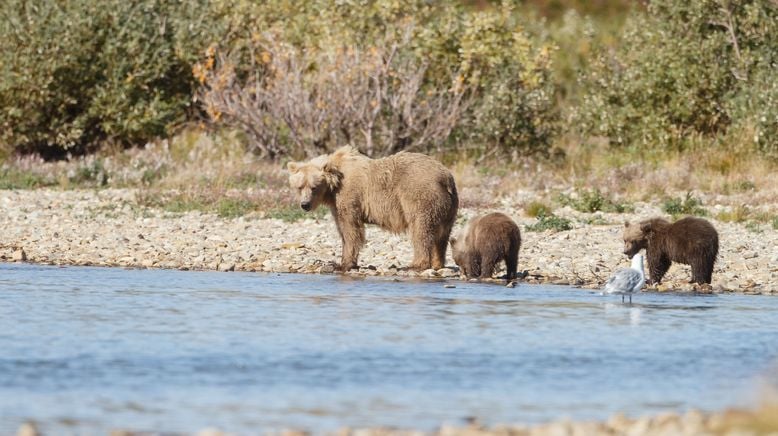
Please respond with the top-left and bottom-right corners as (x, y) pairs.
(2, 263), (778, 434)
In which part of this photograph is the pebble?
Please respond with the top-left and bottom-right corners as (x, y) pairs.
(16, 422), (38, 436)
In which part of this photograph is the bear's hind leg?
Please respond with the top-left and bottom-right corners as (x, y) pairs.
(408, 220), (436, 271)
(691, 259), (714, 284)
(479, 252), (500, 280)
(431, 225), (452, 270)
(505, 252), (518, 281)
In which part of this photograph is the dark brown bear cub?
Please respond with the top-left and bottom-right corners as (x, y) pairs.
(623, 216), (718, 285)
(450, 212), (522, 281)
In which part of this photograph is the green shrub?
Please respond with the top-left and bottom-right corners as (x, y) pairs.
(575, 0), (778, 156)
(557, 189), (634, 213)
(773, 216), (778, 230)
(525, 212), (572, 232)
(662, 192), (708, 217)
(0, 0), (222, 155)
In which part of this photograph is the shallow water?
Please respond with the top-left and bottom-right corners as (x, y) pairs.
(1, 263), (777, 435)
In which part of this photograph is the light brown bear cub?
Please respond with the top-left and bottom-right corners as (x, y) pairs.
(287, 146), (458, 272)
(623, 216), (718, 285)
(450, 212), (522, 281)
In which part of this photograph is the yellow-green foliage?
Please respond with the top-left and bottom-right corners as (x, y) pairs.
(0, 0), (223, 156)
(524, 201), (552, 218)
(715, 205), (751, 223)
(198, 0), (557, 158)
(575, 0), (778, 157)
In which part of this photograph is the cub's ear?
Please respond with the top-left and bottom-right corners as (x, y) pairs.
(449, 237), (457, 246)
(287, 161), (301, 173)
(624, 221), (630, 228)
(639, 221), (653, 233)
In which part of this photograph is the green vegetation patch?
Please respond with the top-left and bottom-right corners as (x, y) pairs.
(216, 198), (256, 219)
(557, 189), (634, 213)
(0, 168), (54, 190)
(525, 212), (573, 232)
(662, 193), (708, 217)
(134, 187), (318, 221)
(265, 206), (328, 223)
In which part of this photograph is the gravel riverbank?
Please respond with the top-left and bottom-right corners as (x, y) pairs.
(13, 405), (778, 436)
(1, 188), (776, 294)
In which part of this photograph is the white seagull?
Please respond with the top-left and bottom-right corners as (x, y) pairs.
(604, 254), (645, 303)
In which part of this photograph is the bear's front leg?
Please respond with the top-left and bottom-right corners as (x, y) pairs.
(648, 252), (671, 285)
(336, 212), (366, 272)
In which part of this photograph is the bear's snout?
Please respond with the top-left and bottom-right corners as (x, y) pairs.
(300, 201), (312, 211)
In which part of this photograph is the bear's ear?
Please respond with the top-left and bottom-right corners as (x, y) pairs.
(322, 162), (343, 190)
(624, 221), (630, 228)
(639, 221), (653, 233)
(287, 161), (301, 173)
(449, 237), (457, 247)
(328, 146), (354, 167)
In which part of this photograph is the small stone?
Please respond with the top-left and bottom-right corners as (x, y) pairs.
(437, 268), (459, 278)
(16, 422), (38, 436)
(420, 268), (438, 278)
(12, 248), (27, 262)
(281, 242), (305, 249)
(506, 281), (516, 288)
(742, 251), (758, 259)
(196, 429), (226, 436)
(319, 264), (336, 274)
(218, 262), (235, 272)
(443, 284), (456, 289)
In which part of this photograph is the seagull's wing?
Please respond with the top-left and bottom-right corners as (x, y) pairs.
(604, 268), (642, 294)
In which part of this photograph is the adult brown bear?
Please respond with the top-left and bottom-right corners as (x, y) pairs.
(623, 216), (718, 285)
(287, 146), (459, 272)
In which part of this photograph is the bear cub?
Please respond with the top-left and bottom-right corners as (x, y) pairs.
(450, 212), (522, 281)
(623, 216), (718, 285)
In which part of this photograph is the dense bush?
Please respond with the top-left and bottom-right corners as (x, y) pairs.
(0, 0), (222, 156)
(576, 0), (778, 156)
(197, 30), (470, 159)
(198, 0), (557, 158)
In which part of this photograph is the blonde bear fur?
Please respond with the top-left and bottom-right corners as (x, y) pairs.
(287, 146), (459, 272)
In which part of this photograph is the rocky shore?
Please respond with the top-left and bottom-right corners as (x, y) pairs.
(1, 188), (776, 294)
(14, 405), (778, 436)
